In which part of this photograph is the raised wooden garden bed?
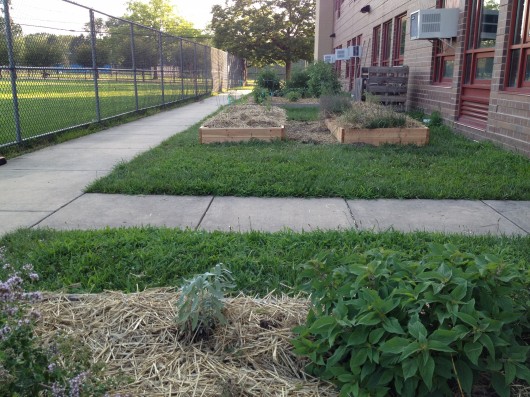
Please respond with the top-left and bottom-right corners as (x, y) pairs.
(325, 118), (429, 146)
(199, 126), (285, 144)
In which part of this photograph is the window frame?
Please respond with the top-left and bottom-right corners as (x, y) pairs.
(334, 45), (343, 77)
(393, 13), (407, 66)
(432, 0), (456, 85)
(346, 39), (352, 78)
(505, 0), (530, 91)
(381, 20), (393, 66)
(372, 25), (381, 66)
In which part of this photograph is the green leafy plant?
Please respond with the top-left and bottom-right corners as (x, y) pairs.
(176, 264), (235, 342)
(429, 111), (444, 127)
(286, 90), (302, 102)
(252, 86), (269, 104)
(293, 244), (530, 397)
(307, 61), (341, 98)
(256, 67), (282, 94)
(285, 68), (310, 97)
(0, 251), (112, 396)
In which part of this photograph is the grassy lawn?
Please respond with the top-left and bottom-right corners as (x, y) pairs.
(1, 228), (527, 295)
(86, 110), (530, 199)
(0, 78), (208, 146)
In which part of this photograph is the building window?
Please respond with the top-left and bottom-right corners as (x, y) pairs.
(372, 25), (381, 66)
(336, 0), (345, 18)
(393, 13), (407, 65)
(381, 20), (392, 66)
(346, 39), (352, 78)
(433, 41), (455, 84)
(506, 0), (530, 89)
(335, 45), (342, 77)
(432, 0), (456, 84)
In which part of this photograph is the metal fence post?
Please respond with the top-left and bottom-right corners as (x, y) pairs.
(193, 42), (198, 97)
(158, 31), (165, 104)
(89, 10), (101, 122)
(3, 0), (22, 144)
(203, 45), (208, 92)
(130, 23), (139, 111)
(179, 39), (184, 98)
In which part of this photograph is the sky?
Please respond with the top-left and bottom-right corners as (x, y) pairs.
(10, 0), (224, 35)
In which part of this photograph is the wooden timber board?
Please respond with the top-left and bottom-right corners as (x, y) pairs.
(199, 126), (285, 144)
(325, 119), (429, 146)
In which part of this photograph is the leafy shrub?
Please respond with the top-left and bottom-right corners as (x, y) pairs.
(256, 67), (282, 93)
(252, 86), (269, 105)
(176, 264), (235, 342)
(319, 94), (352, 117)
(307, 62), (341, 98)
(293, 244), (530, 397)
(429, 111), (444, 127)
(286, 90), (302, 102)
(285, 68), (310, 95)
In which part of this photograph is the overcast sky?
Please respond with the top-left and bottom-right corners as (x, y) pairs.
(10, 0), (223, 34)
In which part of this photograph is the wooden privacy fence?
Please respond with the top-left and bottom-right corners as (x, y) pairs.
(361, 66), (409, 110)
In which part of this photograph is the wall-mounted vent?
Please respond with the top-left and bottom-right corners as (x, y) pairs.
(410, 8), (459, 40)
(323, 54), (336, 63)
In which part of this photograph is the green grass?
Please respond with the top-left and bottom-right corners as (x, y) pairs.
(285, 106), (320, 121)
(0, 94), (211, 159)
(0, 78), (209, 146)
(86, 121), (530, 200)
(1, 228), (527, 295)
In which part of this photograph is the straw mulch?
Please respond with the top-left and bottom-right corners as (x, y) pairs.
(202, 105), (287, 128)
(34, 290), (338, 397)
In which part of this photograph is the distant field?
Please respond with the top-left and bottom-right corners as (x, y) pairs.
(0, 77), (210, 146)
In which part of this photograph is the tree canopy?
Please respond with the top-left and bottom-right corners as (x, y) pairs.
(124, 0), (202, 38)
(210, 0), (315, 79)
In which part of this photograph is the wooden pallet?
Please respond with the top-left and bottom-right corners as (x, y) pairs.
(362, 66), (409, 108)
(199, 126), (285, 144)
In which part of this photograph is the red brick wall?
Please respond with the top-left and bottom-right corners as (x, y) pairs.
(325, 0), (530, 157)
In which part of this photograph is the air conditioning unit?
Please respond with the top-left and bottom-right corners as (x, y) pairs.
(410, 8), (459, 40)
(348, 45), (362, 58)
(323, 54), (335, 63)
(335, 48), (349, 60)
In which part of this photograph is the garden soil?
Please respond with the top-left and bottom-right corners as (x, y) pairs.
(35, 290), (338, 396)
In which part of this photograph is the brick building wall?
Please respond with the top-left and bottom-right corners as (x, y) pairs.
(316, 0), (530, 157)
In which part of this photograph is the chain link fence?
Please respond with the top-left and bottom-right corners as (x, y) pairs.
(0, 0), (244, 148)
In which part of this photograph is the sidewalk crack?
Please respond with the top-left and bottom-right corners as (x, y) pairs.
(480, 200), (528, 234)
(344, 199), (359, 230)
(195, 196), (215, 230)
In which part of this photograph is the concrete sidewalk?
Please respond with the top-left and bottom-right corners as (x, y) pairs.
(1, 92), (529, 237)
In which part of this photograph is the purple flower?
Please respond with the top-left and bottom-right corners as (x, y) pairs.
(29, 272), (39, 281)
(48, 362), (57, 372)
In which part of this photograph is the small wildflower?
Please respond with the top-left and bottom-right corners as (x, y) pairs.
(29, 272), (39, 281)
(48, 362), (57, 372)
(22, 264), (34, 272)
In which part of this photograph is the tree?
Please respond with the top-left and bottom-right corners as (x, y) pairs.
(210, 0), (315, 80)
(125, 0), (202, 38)
(0, 10), (25, 67)
(23, 34), (64, 67)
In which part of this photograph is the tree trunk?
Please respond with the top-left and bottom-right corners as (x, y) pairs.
(285, 61), (292, 81)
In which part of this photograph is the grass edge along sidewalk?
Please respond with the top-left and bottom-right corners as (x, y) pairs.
(86, 111), (530, 200)
(1, 227), (528, 295)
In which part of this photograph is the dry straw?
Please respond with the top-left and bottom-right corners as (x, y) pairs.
(34, 289), (338, 396)
(203, 105), (287, 128)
